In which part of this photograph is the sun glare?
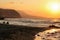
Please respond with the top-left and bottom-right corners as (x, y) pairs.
(51, 3), (59, 11)
(46, 2), (59, 13)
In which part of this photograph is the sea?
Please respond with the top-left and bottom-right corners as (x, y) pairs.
(0, 18), (60, 27)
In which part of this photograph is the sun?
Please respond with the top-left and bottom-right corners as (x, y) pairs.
(51, 4), (58, 10)
(46, 2), (59, 13)
(45, 2), (60, 18)
(50, 3), (59, 11)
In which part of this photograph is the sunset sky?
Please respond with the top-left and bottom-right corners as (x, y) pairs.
(0, 0), (60, 18)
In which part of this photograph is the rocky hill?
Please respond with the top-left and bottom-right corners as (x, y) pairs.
(0, 8), (21, 18)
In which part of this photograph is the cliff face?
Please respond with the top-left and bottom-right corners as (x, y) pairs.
(0, 8), (21, 18)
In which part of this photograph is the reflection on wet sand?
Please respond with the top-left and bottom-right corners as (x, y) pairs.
(35, 28), (60, 40)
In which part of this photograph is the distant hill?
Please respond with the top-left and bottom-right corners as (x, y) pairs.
(0, 8), (21, 18)
(0, 8), (53, 19)
(17, 10), (51, 19)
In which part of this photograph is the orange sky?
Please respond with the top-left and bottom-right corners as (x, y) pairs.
(0, 0), (60, 18)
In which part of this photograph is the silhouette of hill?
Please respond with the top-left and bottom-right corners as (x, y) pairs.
(0, 8), (21, 18)
(18, 10), (51, 19)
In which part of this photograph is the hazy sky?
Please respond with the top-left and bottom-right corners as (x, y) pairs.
(0, 0), (60, 18)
